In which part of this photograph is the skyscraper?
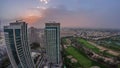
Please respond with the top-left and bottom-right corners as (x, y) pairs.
(45, 22), (61, 66)
(4, 21), (35, 68)
(28, 27), (40, 45)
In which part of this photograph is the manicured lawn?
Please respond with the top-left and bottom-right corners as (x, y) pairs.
(66, 46), (91, 68)
(65, 46), (107, 68)
(77, 38), (115, 57)
(96, 36), (120, 51)
(77, 38), (100, 54)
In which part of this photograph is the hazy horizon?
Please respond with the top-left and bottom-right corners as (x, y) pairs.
(1, 0), (120, 29)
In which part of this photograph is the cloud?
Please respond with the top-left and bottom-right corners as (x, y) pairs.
(1, 0), (120, 29)
(27, 5), (120, 29)
(22, 16), (41, 25)
(40, 0), (49, 4)
(29, 6), (97, 28)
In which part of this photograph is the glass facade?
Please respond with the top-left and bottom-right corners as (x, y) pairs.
(4, 29), (22, 68)
(4, 22), (35, 68)
(45, 23), (60, 65)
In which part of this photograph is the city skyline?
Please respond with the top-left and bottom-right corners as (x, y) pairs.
(1, 21), (120, 68)
(0, 0), (120, 29)
(1, 1), (120, 67)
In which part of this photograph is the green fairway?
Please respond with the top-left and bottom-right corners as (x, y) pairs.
(77, 38), (116, 57)
(66, 46), (91, 68)
(65, 46), (107, 68)
(77, 38), (100, 53)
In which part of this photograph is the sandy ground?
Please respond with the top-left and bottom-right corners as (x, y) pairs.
(88, 41), (120, 56)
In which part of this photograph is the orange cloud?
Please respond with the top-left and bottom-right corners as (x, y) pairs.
(22, 15), (40, 25)
(21, 10), (42, 25)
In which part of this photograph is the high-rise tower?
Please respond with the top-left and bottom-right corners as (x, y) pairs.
(4, 21), (35, 68)
(28, 27), (40, 45)
(45, 22), (61, 66)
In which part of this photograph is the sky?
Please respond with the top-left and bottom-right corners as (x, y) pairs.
(0, 0), (120, 29)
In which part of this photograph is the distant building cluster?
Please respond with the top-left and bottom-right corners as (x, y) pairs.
(0, 46), (7, 62)
(0, 32), (8, 66)
(76, 30), (120, 40)
(61, 28), (120, 40)
(61, 28), (76, 37)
